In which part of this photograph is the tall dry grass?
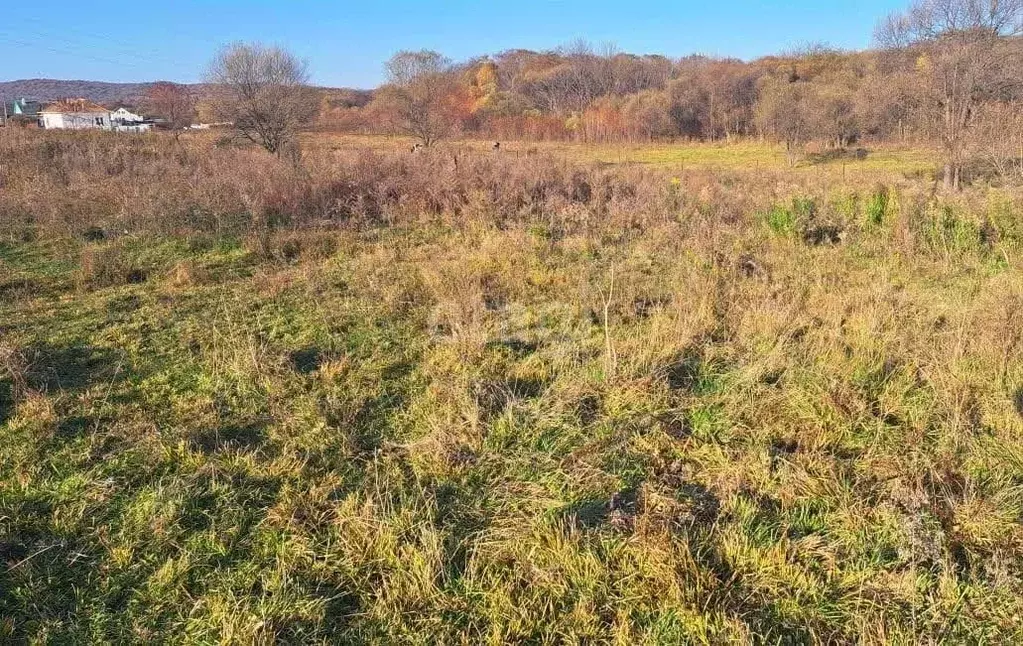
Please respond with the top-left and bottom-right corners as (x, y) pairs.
(4, 128), (1016, 246)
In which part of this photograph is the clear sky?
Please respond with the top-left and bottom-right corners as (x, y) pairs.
(0, 0), (906, 88)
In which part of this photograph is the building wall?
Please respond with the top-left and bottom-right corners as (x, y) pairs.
(41, 112), (111, 130)
(113, 123), (153, 133)
(40, 114), (64, 129)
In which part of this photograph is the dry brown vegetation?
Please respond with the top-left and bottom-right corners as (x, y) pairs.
(2, 127), (1023, 642)
(0, 128), (1005, 240)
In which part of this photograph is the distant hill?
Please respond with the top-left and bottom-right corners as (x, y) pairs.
(0, 79), (162, 106)
(0, 79), (372, 110)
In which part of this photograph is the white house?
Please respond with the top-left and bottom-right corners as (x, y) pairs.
(110, 107), (154, 132)
(110, 107), (144, 125)
(39, 99), (111, 130)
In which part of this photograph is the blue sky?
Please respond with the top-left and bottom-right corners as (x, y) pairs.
(0, 1), (906, 88)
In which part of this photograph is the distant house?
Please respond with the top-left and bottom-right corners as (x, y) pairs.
(39, 98), (111, 130)
(1, 98), (43, 126)
(110, 106), (154, 132)
(110, 107), (144, 125)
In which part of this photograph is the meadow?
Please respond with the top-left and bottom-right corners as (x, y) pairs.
(2, 128), (1023, 643)
(313, 133), (938, 176)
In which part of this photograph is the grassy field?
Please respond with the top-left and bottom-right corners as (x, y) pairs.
(311, 133), (938, 177)
(2, 130), (1023, 642)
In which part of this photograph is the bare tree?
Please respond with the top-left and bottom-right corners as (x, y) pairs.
(143, 81), (196, 134)
(855, 58), (923, 141)
(518, 62), (576, 113)
(970, 100), (1023, 180)
(623, 89), (672, 140)
(668, 78), (710, 139)
(205, 42), (317, 155)
(375, 50), (465, 146)
(704, 60), (760, 139)
(878, 0), (1023, 189)
(808, 82), (859, 148)
(756, 77), (813, 165)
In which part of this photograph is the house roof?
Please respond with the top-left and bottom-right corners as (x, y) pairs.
(6, 98), (43, 116)
(111, 107), (144, 118)
(39, 98), (109, 114)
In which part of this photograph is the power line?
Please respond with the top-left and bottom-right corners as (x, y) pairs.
(0, 33), (145, 69)
(0, 24), (205, 76)
(0, 34), (190, 71)
(4, 15), (203, 63)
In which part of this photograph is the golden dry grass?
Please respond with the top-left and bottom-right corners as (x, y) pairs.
(307, 132), (937, 177)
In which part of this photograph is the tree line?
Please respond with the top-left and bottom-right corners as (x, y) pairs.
(135, 0), (1022, 190)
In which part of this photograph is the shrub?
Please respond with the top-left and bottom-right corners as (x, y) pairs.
(922, 203), (983, 255)
(985, 195), (1023, 247)
(763, 205), (796, 236)
(78, 244), (135, 289)
(864, 186), (889, 227)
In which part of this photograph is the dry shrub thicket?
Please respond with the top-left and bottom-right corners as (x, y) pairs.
(2, 128), (1020, 243)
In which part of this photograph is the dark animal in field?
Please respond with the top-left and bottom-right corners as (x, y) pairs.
(492, 141), (500, 151)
